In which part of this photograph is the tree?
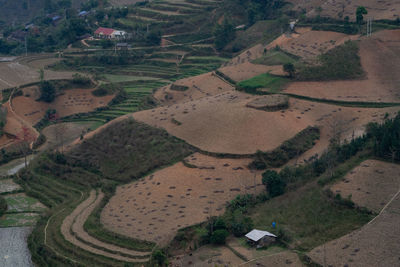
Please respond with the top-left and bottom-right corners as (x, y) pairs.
(210, 229), (229, 244)
(356, 6), (368, 24)
(151, 249), (167, 266)
(262, 170), (286, 197)
(283, 63), (295, 78)
(16, 126), (36, 168)
(146, 30), (161, 46)
(40, 81), (56, 102)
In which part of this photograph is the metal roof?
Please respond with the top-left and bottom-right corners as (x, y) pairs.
(245, 229), (277, 242)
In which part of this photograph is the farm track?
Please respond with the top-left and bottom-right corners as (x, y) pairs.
(61, 190), (151, 263)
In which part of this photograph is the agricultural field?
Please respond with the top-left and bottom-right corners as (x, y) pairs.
(134, 91), (399, 155)
(0, 55), (75, 90)
(102, 153), (264, 245)
(288, 0), (400, 21)
(309, 160), (400, 266)
(285, 30), (400, 103)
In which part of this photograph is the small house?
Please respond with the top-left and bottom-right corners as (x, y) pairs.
(245, 229), (277, 248)
(94, 27), (127, 40)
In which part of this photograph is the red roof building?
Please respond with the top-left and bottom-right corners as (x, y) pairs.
(94, 27), (116, 38)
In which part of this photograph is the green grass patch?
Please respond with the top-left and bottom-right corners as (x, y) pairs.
(237, 73), (289, 93)
(104, 74), (161, 83)
(296, 41), (363, 81)
(0, 212), (40, 227)
(252, 51), (297, 66)
(250, 185), (373, 251)
(3, 194), (46, 212)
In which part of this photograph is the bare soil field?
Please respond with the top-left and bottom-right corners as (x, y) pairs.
(309, 183), (400, 266)
(11, 87), (114, 125)
(102, 153), (264, 245)
(170, 245), (244, 266)
(289, 0), (400, 21)
(218, 62), (284, 82)
(0, 227), (34, 267)
(135, 91), (399, 155)
(276, 30), (359, 61)
(285, 30), (400, 103)
(225, 29), (356, 66)
(330, 160), (400, 213)
(61, 190), (149, 263)
(154, 72), (234, 106)
(241, 251), (303, 267)
(0, 57), (74, 90)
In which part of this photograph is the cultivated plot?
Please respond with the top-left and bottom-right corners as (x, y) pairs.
(102, 153), (264, 245)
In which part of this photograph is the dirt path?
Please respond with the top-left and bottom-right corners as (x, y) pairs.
(71, 190), (151, 258)
(61, 190), (149, 263)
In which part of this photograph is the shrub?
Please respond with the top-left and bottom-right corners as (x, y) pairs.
(151, 249), (167, 266)
(210, 229), (229, 244)
(0, 195), (7, 217)
(39, 81), (56, 102)
(262, 170), (286, 197)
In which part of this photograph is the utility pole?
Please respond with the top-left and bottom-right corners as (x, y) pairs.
(25, 36), (28, 56)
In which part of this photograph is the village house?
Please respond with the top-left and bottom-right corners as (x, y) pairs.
(94, 27), (127, 40)
(245, 229), (277, 248)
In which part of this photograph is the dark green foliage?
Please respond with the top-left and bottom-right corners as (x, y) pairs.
(39, 81), (56, 102)
(250, 127), (320, 169)
(296, 41), (363, 81)
(283, 63), (295, 78)
(210, 229), (229, 244)
(71, 73), (92, 87)
(356, 6), (368, 24)
(68, 118), (194, 182)
(0, 195), (7, 217)
(151, 249), (167, 266)
(213, 19), (235, 50)
(367, 112), (400, 162)
(92, 83), (122, 97)
(170, 84), (189, 91)
(229, 211), (254, 237)
(146, 30), (162, 46)
(262, 170), (286, 197)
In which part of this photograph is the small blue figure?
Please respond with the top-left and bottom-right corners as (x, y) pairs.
(272, 221), (276, 228)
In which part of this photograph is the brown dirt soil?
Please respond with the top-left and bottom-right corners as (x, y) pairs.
(11, 87), (114, 125)
(225, 29), (356, 66)
(285, 30), (400, 103)
(134, 91), (400, 155)
(309, 183), (400, 266)
(154, 72), (234, 106)
(330, 160), (400, 213)
(170, 245), (244, 266)
(40, 122), (93, 151)
(289, 0), (400, 21)
(276, 30), (359, 61)
(241, 251), (304, 267)
(101, 153), (264, 245)
(218, 62), (284, 82)
(0, 56), (75, 90)
(61, 190), (149, 263)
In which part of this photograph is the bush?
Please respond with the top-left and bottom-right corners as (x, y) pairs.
(72, 73), (92, 87)
(210, 229), (229, 244)
(151, 249), (167, 266)
(39, 81), (56, 102)
(262, 170), (286, 197)
(0, 195), (7, 217)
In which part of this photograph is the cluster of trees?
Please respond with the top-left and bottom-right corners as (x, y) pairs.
(213, 19), (236, 50)
(367, 113), (400, 162)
